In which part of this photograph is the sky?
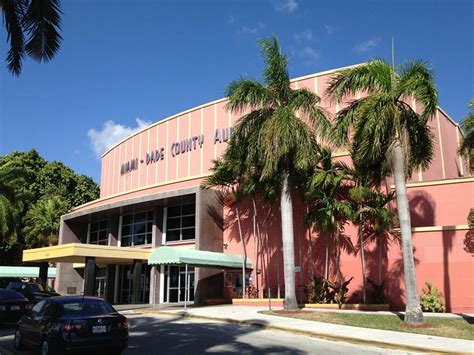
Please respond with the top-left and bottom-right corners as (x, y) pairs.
(0, 0), (473, 183)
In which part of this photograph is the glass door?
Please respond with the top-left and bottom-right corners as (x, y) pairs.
(95, 277), (106, 299)
(165, 266), (195, 303)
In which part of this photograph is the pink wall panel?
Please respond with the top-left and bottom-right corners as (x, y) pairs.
(215, 101), (231, 159)
(177, 114), (190, 180)
(439, 112), (462, 179)
(138, 131), (148, 189)
(202, 106), (215, 173)
(189, 110), (202, 177)
(146, 126), (157, 187)
(167, 119), (178, 182)
(421, 117), (444, 181)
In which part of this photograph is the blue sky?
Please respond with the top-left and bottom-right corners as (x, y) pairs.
(1, 0), (472, 183)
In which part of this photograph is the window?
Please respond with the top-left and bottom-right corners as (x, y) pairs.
(89, 220), (108, 245)
(121, 211), (153, 246)
(166, 203), (195, 242)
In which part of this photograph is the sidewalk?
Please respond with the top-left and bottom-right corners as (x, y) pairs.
(133, 305), (474, 354)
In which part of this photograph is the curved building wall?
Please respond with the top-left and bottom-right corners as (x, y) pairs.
(80, 66), (468, 213)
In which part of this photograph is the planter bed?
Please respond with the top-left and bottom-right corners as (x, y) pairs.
(304, 303), (390, 311)
(232, 298), (284, 307)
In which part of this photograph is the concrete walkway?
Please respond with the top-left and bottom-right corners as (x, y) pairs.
(132, 305), (474, 354)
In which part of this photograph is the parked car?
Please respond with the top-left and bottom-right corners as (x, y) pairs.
(0, 289), (33, 323)
(14, 296), (128, 355)
(6, 281), (60, 303)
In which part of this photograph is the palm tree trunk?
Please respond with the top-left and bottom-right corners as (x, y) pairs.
(235, 206), (246, 299)
(252, 198), (258, 298)
(324, 235), (329, 280)
(359, 224), (367, 304)
(280, 169), (298, 310)
(378, 237), (383, 284)
(392, 140), (424, 325)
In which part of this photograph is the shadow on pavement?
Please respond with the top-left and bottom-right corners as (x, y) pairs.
(126, 315), (305, 354)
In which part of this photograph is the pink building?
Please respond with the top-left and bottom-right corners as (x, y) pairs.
(23, 66), (474, 312)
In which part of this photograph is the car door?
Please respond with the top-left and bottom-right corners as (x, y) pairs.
(20, 299), (47, 345)
(29, 300), (56, 346)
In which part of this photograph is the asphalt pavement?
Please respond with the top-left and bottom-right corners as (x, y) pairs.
(0, 313), (415, 355)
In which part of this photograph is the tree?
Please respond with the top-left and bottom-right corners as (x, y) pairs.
(1, 0), (62, 75)
(327, 59), (438, 324)
(223, 37), (330, 310)
(305, 148), (353, 283)
(23, 195), (68, 248)
(458, 99), (474, 170)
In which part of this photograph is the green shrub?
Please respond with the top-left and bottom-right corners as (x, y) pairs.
(420, 281), (445, 313)
(326, 277), (353, 307)
(304, 276), (333, 304)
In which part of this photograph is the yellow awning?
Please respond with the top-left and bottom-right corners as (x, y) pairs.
(23, 243), (151, 265)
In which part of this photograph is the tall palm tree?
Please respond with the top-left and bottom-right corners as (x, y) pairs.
(1, 0), (62, 75)
(458, 99), (474, 170)
(224, 37), (330, 310)
(23, 195), (68, 248)
(326, 59), (438, 325)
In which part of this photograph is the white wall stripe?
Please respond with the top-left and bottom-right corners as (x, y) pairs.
(188, 113), (191, 177)
(200, 108), (204, 174)
(176, 116), (180, 178)
(165, 121), (169, 182)
(213, 104), (217, 160)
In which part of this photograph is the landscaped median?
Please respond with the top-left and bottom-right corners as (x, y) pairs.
(260, 310), (474, 340)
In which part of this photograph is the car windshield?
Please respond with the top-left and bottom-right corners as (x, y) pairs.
(0, 289), (26, 300)
(61, 300), (116, 317)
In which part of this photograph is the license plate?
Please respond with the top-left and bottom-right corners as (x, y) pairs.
(10, 305), (20, 311)
(0, 306), (5, 311)
(92, 325), (107, 334)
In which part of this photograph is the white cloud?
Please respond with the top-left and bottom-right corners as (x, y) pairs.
(240, 22), (264, 34)
(294, 29), (313, 42)
(300, 46), (320, 63)
(275, 0), (298, 13)
(355, 37), (380, 54)
(324, 24), (334, 35)
(87, 118), (151, 158)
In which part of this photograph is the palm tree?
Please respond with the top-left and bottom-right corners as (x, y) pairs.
(306, 149), (354, 283)
(458, 99), (474, 170)
(224, 37), (331, 310)
(1, 0), (62, 75)
(0, 162), (21, 248)
(23, 195), (68, 248)
(327, 59), (438, 325)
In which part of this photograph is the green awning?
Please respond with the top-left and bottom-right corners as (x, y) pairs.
(148, 246), (252, 269)
(0, 266), (56, 278)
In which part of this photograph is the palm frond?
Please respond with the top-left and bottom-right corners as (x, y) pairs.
(325, 60), (392, 103)
(396, 60), (438, 120)
(258, 37), (291, 104)
(2, 0), (26, 75)
(23, 0), (62, 62)
(225, 79), (273, 113)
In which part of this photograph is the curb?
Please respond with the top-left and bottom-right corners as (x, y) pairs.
(132, 309), (471, 355)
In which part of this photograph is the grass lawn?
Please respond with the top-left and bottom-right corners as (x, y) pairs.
(260, 310), (474, 340)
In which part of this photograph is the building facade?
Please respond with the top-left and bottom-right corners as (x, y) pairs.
(23, 66), (474, 312)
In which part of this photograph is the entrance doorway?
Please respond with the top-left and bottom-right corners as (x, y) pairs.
(163, 265), (194, 303)
(117, 264), (151, 304)
(95, 277), (106, 298)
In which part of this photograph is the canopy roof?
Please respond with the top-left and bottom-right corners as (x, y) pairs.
(148, 246), (252, 269)
(23, 243), (151, 265)
(0, 266), (56, 278)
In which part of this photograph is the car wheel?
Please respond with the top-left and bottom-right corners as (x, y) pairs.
(13, 328), (23, 350)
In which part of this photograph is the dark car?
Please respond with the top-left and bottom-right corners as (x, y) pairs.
(0, 289), (33, 323)
(14, 296), (128, 355)
(6, 282), (60, 303)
